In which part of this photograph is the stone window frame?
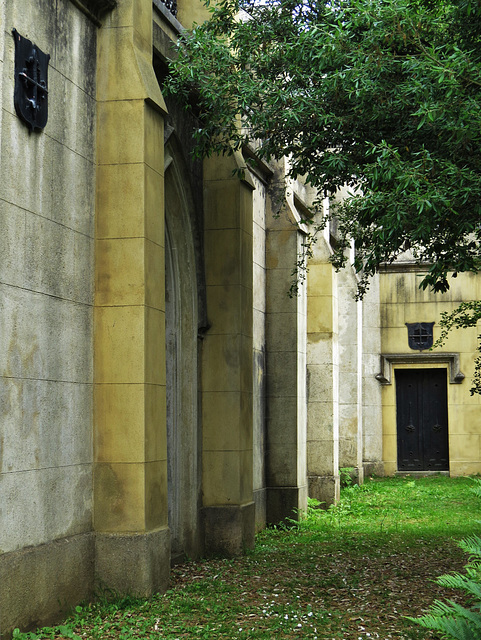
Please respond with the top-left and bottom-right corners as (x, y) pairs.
(376, 353), (465, 385)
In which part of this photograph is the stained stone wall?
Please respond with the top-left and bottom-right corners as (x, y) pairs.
(0, 0), (97, 633)
(380, 266), (481, 476)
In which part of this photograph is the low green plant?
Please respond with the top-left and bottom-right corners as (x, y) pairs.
(339, 467), (356, 488)
(410, 478), (481, 639)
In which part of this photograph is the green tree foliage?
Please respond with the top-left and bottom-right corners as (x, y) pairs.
(436, 302), (481, 396)
(167, 0), (481, 296)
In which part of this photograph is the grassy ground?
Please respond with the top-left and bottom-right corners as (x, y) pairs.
(15, 475), (481, 640)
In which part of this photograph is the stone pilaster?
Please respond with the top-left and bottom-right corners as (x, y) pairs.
(307, 256), (340, 507)
(265, 168), (308, 523)
(337, 265), (364, 485)
(94, 0), (170, 594)
(201, 152), (255, 555)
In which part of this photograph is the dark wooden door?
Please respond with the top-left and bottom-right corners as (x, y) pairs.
(396, 369), (449, 471)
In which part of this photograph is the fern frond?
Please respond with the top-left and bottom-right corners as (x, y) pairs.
(440, 600), (481, 628)
(470, 478), (481, 501)
(436, 574), (481, 601)
(411, 612), (480, 640)
(459, 535), (481, 561)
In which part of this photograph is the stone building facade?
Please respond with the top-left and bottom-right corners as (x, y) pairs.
(1, 0), (480, 636)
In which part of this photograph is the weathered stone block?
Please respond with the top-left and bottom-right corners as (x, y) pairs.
(0, 466), (92, 553)
(24, 213), (93, 304)
(2, 378), (92, 473)
(339, 405), (358, 441)
(266, 351), (299, 398)
(253, 309), (266, 350)
(307, 364), (336, 400)
(95, 383), (146, 464)
(338, 372), (359, 406)
(94, 305), (145, 384)
(307, 402), (334, 440)
(97, 163), (145, 238)
(0, 533), (94, 638)
(55, 0), (97, 95)
(96, 237), (145, 307)
(95, 527), (170, 597)
(339, 437), (357, 468)
(308, 474), (339, 507)
(253, 262), (266, 311)
(202, 333), (243, 392)
(267, 396), (300, 444)
(267, 442), (300, 486)
(0, 202), (27, 289)
(51, 142), (95, 235)
(363, 461), (384, 477)
(266, 311), (299, 352)
(307, 441), (338, 476)
(203, 503), (255, 556)
(0, 111), (54, 216)
(253, 488), (267, 532)
(145, 240), (165, 311)
(48, 71), (96, 160)
(0, 284), (92, 383)
(266, 485), (307, 524)
(266, 229), (298, 270)
(97, 100), (146, 166)
(363, 433), (383, 464)
(202, 451), (243, 505)
(94, 461), (159, 533)
(266, 267), (298, 313)
(307, 263), (333, 297)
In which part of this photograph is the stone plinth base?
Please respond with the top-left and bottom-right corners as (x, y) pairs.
(343, 466), (364, 486)
(95, 527), (170, 597)
(308, 474), (340, 507)
(203, 502), (255, 556)
(0, 533), (95, 638)
(266, 485), (308, 525)
(253, 488), (267, 533)
(363, 461), (385, 478)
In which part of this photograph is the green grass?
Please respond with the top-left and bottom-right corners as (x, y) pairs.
(14, 475), (481, 640)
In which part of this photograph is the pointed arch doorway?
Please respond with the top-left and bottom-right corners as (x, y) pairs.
(164, 139), (202, 562)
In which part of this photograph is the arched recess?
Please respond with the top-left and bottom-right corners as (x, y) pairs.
(164, 135), (202, 562)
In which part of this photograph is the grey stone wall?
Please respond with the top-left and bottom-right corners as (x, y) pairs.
(0, 0), (97, 633)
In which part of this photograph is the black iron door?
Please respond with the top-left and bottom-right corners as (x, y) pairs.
(396, 369), (449, 471)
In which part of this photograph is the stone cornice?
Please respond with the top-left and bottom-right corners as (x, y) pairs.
(376, 352), (465, 385)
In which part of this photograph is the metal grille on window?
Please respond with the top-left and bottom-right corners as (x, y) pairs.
(161, 0), (177, 16)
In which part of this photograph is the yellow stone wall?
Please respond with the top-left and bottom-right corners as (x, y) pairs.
(176, 0), (210, 29)
(380, 267), (481, 476)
